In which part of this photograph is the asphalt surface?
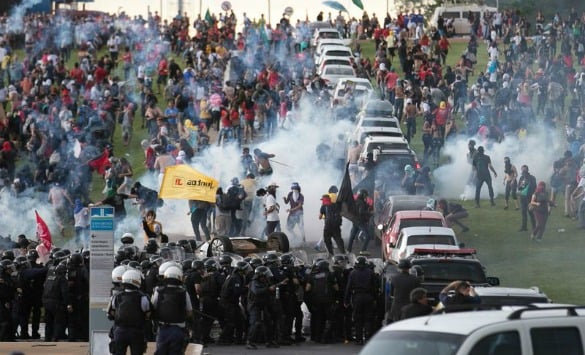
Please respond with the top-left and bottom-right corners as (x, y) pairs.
(202, 342), (363, 355)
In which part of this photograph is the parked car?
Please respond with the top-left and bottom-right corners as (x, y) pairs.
(314, 39), (347, 61)
(359, 135), (410, 160)
(357, 99), (394, 120)
(352, 116), (403, 144)
(331, 77), (373, 108)
(311, 27), (343, 47)
(320, 65), (356, 88)
(360, 305), (584, 355)
(473, 286), (551, 306)
(384, 248), (499, 306)
(378, 210), (446, 259)
(315, 46), (354, 66)
(317, 56), (352, 75)
(388, 226), (463, 264)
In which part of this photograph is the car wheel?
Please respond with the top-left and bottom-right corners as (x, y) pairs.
(207, 236), (234, 257)
(267, 232), (290, 253)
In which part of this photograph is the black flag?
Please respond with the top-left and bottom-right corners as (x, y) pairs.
(337, 162), (359, 224)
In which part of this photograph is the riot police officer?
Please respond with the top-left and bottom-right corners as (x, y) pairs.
(185, 260), (204, 343)
(152, 266), (192, 354)
(278, 253), (303, 344)
(344, 256), (377, 345)
(305, 259), (338, 343)
(218, 261), (251, 345)
(42, 260), (70, 342)
(246, 266), (280, 350)
(107, 269), (151, 355)
(15, 255), (46, 340)
(195, 259), (225, 345)
(0, 260), (15, 341)
(389, 259), (420, 322)
(331, 254), (352, 343)
(67, 253), (90, 341)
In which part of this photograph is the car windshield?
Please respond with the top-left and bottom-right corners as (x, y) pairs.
(401, 219), (444, 229)
(323, 50), (351, 57)
(360, 330), (463, 355)
(407, 235), (456, 246)
(361, 120), (398, 128)
(418, 261), (487, 283)
(374, 157), (416, 195)
(322, 59), (350, 66)
(324, 67), (354, 75)
(320, 31), (341, 39)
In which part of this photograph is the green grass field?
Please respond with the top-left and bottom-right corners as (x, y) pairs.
(50, 37), (585, 304)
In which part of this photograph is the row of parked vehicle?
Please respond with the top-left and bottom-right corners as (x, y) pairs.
(342, 81), (581, 355)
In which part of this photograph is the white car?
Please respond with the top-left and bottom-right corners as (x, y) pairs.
(352, 115), (402, 143)
(311, 28), (343, 47)
(316, 56), (352, 76)
(359, 135), (410, 160)
(357, 99), (395, 120)
(332, 77), (373, 106)
(315, 46), (354, 66)
(360, 305), (583, 355)
(389, 226), (463, 263)
(320, 65), (356, 88)
(314, 39), (347, 62)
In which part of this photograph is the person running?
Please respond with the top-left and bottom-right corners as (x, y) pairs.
(253, 148), (275, 176)
(283, 182), (306, 244)
(530, 181), (554, 242)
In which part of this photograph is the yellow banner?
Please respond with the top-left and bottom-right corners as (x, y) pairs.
(159, 165), (218, 203)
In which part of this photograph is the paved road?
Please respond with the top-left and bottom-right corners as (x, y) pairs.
(202, 342), (363, 355)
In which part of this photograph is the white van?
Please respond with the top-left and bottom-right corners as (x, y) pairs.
(431, 4), (497, 36)
(360, 305), (585, 355)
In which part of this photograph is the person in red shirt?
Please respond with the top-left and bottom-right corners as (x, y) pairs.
(157, 56), (169, 94)
(384, 67), (399, 104)
(438, 35), (451, 65)
(121, 46), (133, 81)
(93, 64), (107, 84)
(70, 62), (84, 87)
(434, 101), (451, 139)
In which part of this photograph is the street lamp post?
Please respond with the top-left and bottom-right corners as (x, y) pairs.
(268, 0), (272, 25)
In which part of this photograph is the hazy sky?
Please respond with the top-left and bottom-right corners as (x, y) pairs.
(82, 0), (395, 25)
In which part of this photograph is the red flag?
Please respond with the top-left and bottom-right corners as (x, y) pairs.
(88, 149), (111, 176)
(35, 210), (52, 251)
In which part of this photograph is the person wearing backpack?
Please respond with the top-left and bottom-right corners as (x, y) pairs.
(319, 194), (345, 256)
(226, 177), (247, 237)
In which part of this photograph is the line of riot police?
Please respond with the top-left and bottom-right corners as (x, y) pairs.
(108, 236), (386, 352)
(0, 248), (90, 342)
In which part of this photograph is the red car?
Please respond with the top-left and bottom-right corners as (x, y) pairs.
(378, 210), (447, 262)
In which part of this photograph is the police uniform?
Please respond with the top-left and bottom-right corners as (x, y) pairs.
(42, 264), (70, 342)
(151, 284), (192, 354)
(389, 269), (421, 322)
(108, 288), (150, 355)
(344, 263), (377, 345)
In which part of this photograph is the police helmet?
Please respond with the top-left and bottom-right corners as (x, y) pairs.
(61, 249), (71, 257)
(145, 239), (159, 254)
(167, 242), (177, 248)
(124, 246), (137, 260)
(204, 258), (219, 272)
(115, 250), (126, 264)
(27, 249), (39, 262)
(160, 247), (172, 260)
(280, 253), (294, 266)
(120, 259), (131, 266)
(82, 249), (90, 261)
(68, 253), (84, 267)
(14, 256), (30, 270)
(128, 260), (141, 270)
(121, 233), (134, 245)
(263, 253), (280, 266)
(182, 259), (193, 272)
(159, 261), (181, 277)
(122, 269), (142, 288)
(355, 256), (368, 267)
(191, 260), (204, 271)
(249, 258), (263, 269)
(254, 265), (273, 278)
(52, 250), (67, 264)
(2, 250), (15, 261)
(219, 255), (233, 266)
(317, 260), (330, 272)
(178, 239), (192, 253)
(149, 255), (163, 266)
(140, 260), (151, 271)
(111, 265), (128, 283)
(55, 263), (68, 275)
(164, 266), (183, 281)
(236, 261), (253, 275)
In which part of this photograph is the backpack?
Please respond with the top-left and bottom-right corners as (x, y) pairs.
(325, 203), (342, 228)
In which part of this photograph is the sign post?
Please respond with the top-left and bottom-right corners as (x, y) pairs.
(89, 206), (115, 352)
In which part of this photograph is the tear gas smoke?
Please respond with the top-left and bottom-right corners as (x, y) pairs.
(6, 0), (42, 34)
(434, 124), (562, 200)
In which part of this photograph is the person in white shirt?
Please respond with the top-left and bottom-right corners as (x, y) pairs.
(263, 182), (280, 236)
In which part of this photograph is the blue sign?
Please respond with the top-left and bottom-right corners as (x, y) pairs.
(90, 219), (114, 231)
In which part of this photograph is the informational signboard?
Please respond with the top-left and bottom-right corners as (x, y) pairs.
(89, 207), (115, 345)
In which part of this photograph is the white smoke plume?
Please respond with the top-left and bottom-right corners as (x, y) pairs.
(6, 0), (42, 34)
